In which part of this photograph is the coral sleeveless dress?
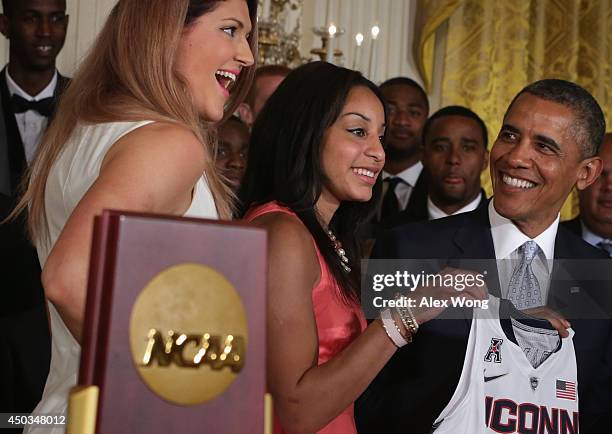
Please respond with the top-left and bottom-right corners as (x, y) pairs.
(245, 201), (367, 434)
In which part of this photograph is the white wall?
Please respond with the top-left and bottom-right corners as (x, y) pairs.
(0, 0), (117, 76)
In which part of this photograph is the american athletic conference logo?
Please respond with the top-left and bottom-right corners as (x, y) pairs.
(484, 338), (503, 363)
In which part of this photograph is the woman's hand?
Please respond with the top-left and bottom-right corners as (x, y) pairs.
(404, 267), (489, 326)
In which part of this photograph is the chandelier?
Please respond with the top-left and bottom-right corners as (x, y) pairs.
(257, 0), (382, 78)
(257, 0), (306, 68)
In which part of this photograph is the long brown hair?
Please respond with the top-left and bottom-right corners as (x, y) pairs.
(13, 0), (258, 244)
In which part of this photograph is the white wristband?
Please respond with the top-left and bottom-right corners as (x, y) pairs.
(381, 308), (408, 347)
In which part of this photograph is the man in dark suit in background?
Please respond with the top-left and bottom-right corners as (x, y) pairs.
(0, 0), (68, 418)
(378, 77), (429, 225)
(563, 133), (612, 256)
(356, 79), (612, 433)
(357, 78), (430, 255)
(0, 0), (69, 197)
(396, 105), (489, 223)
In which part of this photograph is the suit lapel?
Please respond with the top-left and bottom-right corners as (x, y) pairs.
(547, 228), (610, 318)
(397, 193), (428, 222)
(55, 73), (70, 95)
(375, 167), (428, 227)
(450, 200), (502, 297)
(405, 168), (428, 212)
(547, 233), (575, 314)
(52, 74), (70, 120)
(0, 69), (26, 196)
(0, 69), (70, 196)
(0, 69), (9, 196)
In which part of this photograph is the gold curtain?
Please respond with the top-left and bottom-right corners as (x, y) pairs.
(415, 0), (612, 220)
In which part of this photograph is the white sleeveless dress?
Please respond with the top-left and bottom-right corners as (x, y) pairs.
(27, 121), (218, 433)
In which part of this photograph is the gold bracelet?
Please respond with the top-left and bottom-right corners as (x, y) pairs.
(391, 308), (412, 343)
(395, 294), (419, 335)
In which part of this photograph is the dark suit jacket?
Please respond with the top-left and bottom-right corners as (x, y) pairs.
(384, 167), (428, 223)
(393, 188), (488, 225)
(0, 68), (70, 197)
(355, 202), (612, 434)
(403, 168), (428, 218)
(358, 169), (429, 246)
(0, 68), (68, 415)
(562, 216), (583, 238)
(0, 193), (50, 415)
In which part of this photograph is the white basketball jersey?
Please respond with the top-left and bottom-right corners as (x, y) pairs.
(432, 296), (579, 434)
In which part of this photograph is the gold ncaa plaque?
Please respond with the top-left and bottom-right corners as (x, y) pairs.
(129, 263), (248, 405)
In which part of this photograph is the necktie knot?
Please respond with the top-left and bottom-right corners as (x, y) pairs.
(380, 177), (406, 223)
(384, 177), (404, 190)
(519, 240), (539, 263)
(10, 94), (55, 117)
(597, 239), (612, 257)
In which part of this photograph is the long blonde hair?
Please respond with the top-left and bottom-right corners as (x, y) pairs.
(13, 0), (258, 244)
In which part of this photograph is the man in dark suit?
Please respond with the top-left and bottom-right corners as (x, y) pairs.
(0, 0), (68, 418)
(0, 0), (69, 197)
(396, 105), (489, 223)
(357, 78), (429, 254)
(378, 77), (429, 225)
(356, 79), (612, 433)
(563, 133), (612, 256)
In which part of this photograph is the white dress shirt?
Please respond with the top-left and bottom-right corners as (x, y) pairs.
(489, 201), (559, 305)
(382, 161), (423, 211)
(6, 69), (57, 165)
(427, 192), (483, 220)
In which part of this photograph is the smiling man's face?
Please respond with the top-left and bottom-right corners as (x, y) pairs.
(491, 93), (597, 236)
(0, 0), (68, 72)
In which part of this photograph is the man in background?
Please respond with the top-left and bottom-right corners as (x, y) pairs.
(0, 0), (68, 418)
(0, 0), (69, 196)
(238, 64), (291, 127)
(564, 133), (612, 256)
(216, 115), (250, 194)
(378, 77), (429, 224)
(397, 105), (489, 223)
(356, 77), (429, 254)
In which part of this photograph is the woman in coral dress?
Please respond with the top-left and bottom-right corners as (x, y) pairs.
(240, 62), (412, 433)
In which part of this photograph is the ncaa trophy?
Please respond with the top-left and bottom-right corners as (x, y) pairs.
(67, 210), (269, 433)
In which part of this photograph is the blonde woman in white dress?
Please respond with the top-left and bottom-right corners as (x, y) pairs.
(11, 1), (257, 431)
